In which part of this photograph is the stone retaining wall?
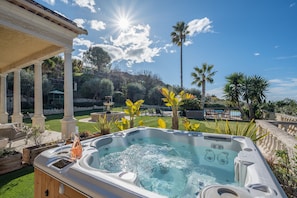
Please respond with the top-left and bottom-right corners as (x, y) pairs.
(256, 120), (297, 161)
(274, 113), (297, 136)
(275, 113), (297, 122)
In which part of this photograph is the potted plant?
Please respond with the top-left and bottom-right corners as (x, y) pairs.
(0, 148), (23, 175)
(22, 126), (57, 165)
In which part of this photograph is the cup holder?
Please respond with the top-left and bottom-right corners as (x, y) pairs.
(217, 188), (238, 197)
(243, 148), (253, 152)
(119, 172), (137, 183)
(248, 183), (276, 195)
(198, 185), (253, 198)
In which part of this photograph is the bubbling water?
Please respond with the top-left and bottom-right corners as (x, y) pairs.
(95, 139), (238, 197)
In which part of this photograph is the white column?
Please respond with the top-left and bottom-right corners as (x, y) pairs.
(61, 47), (76, 138)
(32, 61), (45, 132)
(0, 73), (8, 123)
(11, 69), (23, 123)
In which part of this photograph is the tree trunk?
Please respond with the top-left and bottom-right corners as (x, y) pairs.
(130, 118), (134, 128)
(180, 41), (183, 89)
(172, 109), (179, 130)
(248, 103), (255, 120)
(237, 105), (246, 120)
(201, 81), (206, 109)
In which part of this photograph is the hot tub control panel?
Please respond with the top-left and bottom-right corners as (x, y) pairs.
(52, 159), (73, 169)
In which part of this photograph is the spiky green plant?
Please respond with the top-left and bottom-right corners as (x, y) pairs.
(214, 119), (267, 142)
(95, 114), (113, 135)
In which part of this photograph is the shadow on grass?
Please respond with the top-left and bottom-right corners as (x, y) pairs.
(0, 165), (34, 188)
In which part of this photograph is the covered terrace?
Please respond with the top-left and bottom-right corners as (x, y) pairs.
(0, 0), (87, 138)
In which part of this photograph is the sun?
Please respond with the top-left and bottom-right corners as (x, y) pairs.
(109, 3), (139, 34)
(118, 17), (130, 31)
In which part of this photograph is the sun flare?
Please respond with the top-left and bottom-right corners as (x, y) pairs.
(118, 17), (130, 30)
(110, 4), (139, 34)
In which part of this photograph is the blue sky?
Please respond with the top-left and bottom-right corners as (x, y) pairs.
(36, 0), (297, 101)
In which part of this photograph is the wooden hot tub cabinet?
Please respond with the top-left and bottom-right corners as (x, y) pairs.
(34, 168), (89, 198)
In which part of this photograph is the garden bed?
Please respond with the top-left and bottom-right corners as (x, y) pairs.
(0, 151), (23, 175)
(23, 144), (57, 165)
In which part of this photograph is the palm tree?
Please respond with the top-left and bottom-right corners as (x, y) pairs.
(224, 72), (245, 118)
(224, 73), (269, 120)
(171, 21), (190, 89)
(191, 63), (217, 108)
(242, 75), (269, 119)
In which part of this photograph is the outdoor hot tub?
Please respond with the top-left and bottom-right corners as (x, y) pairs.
(34, 127), (287, 198)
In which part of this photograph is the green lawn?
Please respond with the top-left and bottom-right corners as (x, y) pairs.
(1, 110), (250, 198)
(0, 166), (34, 198)
(39, 109), (248, 134)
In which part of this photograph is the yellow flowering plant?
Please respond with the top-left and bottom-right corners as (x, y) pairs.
(160, 87), (195, 130)
(115, 99), (144, 130)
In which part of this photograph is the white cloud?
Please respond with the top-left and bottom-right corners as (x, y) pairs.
(110, 24), (160, 65)
(73, 18), (86, 28)
(93, 24), (160, 66)
(187, 17), (213, 36)
(275, 54), (297, 60)
(254, 52), (260, 56)
(89, 20), (106, 31)
(267, 78), (297, 101)
(73, 0), (96, 13)
(163, 43), (173, 53)
(268, 79), (283, 84)
(184, 40), (192, 46)
(269, 78), (297, 87)
(111, 25), (150, 47)
(99, 36), (110, 44)
(43, 0), (68, 5)
(72, 55), (82, 60)
(75, 49), (87, 60)
(207, 87), (224, 99)
(165, 17), (213, 50)
(73, 37), (93, 48)
(267, 87), (297, 101)
(290, 2), (296, 8)
(42, 0), (55, 5)
(93, 44), (124, 62)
